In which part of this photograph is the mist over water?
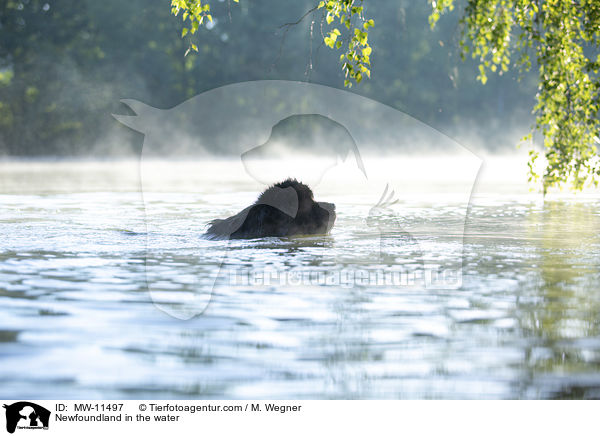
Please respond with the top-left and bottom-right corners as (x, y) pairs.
(0, 0), (538, 157)
(1, 157), (599, 399)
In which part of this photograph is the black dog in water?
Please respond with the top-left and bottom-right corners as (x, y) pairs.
(205, 179), (336, 239)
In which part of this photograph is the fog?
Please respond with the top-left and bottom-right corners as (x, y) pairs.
(0, 0), (539, 159)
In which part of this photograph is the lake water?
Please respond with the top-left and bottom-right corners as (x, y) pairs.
(1, 158), (599, 399)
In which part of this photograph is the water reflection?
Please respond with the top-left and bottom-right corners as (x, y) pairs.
(516, 201), (600, 398)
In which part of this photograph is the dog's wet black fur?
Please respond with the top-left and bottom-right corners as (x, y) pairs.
(205, 179), (336, 239)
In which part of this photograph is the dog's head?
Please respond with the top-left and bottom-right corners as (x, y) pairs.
(260, 179), (335, 236)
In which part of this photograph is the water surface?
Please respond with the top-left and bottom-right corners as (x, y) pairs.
(1, 159), (599, 399)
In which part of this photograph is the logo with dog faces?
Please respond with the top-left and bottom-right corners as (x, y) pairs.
(3, 402), (50, 434)
(114, 80), (481, 320)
